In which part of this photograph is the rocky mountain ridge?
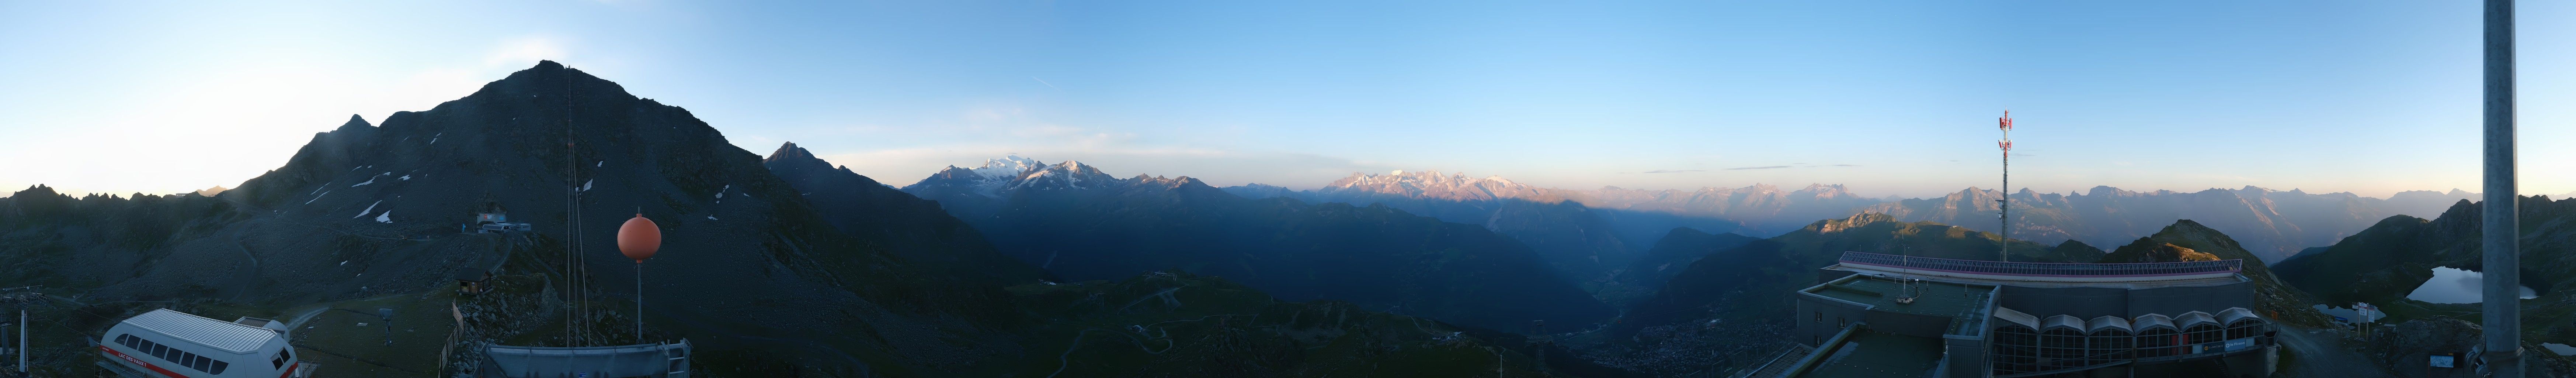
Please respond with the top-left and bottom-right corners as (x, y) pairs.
(899, 158), (1618, 331)
(1866, 186), (2479, 262)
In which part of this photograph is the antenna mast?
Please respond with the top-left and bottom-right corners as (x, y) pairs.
(1997, 111), (2013, 262)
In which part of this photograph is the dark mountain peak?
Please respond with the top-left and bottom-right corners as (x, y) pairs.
(762, 141), (828, 169)
(769, 141), (811, 158)
(1126, 175), (1220, 194)
(2435, 199), (2478, 222)
(2159, 219), (2219, 236)
(337, 114), (373, 131)
(457, 60), (637, 106)
(11, 185), (56, 199)
(2052, 239), (2105, 256)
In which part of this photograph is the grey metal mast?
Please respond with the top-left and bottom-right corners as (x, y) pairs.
(2480, 0), (2522, 376)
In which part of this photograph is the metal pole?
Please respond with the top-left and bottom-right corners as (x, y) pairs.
(2481, 0), (2522, 376)
(636, 261), (644, 342)
(17, 307), (24, 374)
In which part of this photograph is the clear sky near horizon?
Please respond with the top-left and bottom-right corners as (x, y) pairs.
(3, 1), (2570, 199)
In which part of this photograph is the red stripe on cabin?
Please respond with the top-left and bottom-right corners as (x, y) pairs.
(278, 362), (299, 378)
(98, 345), (192, 378)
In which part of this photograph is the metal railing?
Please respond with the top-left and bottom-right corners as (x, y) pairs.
(1839, 252), (2241, 277)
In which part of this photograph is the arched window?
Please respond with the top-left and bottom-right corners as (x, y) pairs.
(2185, 324), (2225, 347)
(2135, 327), (2180, 357)
(2040, 327), (2089, 370)
(2224, 319), (2263, 340)
(1991, 325), (2040, 375)
(2087, 329), (2132, 366)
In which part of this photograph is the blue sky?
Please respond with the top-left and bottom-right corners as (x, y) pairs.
(3, 1), (2570, 199)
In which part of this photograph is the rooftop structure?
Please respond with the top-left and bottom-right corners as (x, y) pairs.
(1805, 330), (1948, 378)
(98, 309), (315, 378)
(477, 341), (692, 378)
(1832, 252), (2243, 286)
(1743, 252), (2278, 378)
(118, 309), (280, 354)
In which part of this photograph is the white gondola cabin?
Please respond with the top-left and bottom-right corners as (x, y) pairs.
(97, 309), (315, 378)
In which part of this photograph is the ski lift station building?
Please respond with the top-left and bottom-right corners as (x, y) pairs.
(96, 309), (315, 378)
(1743, 252), (2277, 378)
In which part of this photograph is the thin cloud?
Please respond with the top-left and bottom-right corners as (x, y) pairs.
(1725, 165), (1794, 171)
(1637, 169), (1706, 174)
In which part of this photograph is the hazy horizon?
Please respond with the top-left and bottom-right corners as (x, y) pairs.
(6, 1), (2573, 199)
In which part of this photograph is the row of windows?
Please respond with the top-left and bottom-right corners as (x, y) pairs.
(114, 334), (229, 375)
(1991, 319), (2266, 375)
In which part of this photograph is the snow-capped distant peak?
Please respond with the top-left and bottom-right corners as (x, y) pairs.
(971, 155), (1047, 179)
(1322, 169), (1545, 201)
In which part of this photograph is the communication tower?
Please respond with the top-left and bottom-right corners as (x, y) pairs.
(1997, 111), (2013, 262)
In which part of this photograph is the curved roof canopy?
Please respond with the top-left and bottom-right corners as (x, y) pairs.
(121, 309), (281, 354)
